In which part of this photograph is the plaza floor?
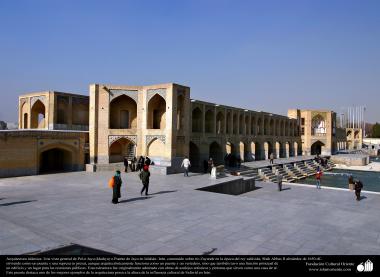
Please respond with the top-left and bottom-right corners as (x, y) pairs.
(1, 171), (380, 255)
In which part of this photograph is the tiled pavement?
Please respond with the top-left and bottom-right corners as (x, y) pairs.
(0, 171), (379, 255)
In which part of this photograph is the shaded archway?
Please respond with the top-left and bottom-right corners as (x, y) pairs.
(251, 116), (256, 135)
(294, 142), (299, 157)
(226, 142), (235, 155)
(346, 130), (352, 140)
(72, 97), (89, 126)
(354, 130), (360, 139)
(257, 118), (262, 135)
(209, 141), (223, 165)
(216, 111), (225, 134)
(270, 119), (274, 136)
(109, 138), (136, 163)
(57, 95), (69, 124)
(23, 113), (28, 129)
(192, 107), (203, 132)
(189, 142), (200, 168)
(275, 142), (281, 159)
(264, 118), (269, 135)
(311, 141), (325, 155)
(239, 114), (244, 135)
(147, 94), (166, 129)
(39, 148), (73, 174)
(226, 112), (231, 134)
(251, 142), (261, 160)
(110, 95), (137, 129)
(205, 109), (214, 133)
(264, 141), (272, 160)
(31, 100), (46, 129)
(245, 115), (250, 135)
(233, 113), (238, 135)
(21, 102), (29, 129)
(147, 138), (165, 158)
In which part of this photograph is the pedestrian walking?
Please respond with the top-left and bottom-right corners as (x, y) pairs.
(111, 170), (122, 204)
(123, 157), (129, 173)
(270, 153), (274, 164)
(131, 156), (137, 172)
(145, 156), (151, 166)
(277, 173), (283, 191)
(207, 158), (214, 175)
(354, 180), (363, 201)
(181, 156), (191, 177)
(137, 156), (145, 171)
(315, 167), (322, 189)
(139, 165), (151, 196)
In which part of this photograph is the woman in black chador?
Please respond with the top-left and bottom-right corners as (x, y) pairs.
(112, 170), (122, 204)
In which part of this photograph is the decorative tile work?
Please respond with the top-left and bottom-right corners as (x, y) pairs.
(146, 135), (166, 145)
(109, 135), (137, 146)
(109, 90), (138, 103)
(147, 88), (166, 102)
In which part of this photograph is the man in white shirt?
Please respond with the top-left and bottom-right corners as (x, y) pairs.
(181, 156), (191, 177)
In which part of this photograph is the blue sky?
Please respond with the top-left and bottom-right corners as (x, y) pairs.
(0, 0), (379, 123)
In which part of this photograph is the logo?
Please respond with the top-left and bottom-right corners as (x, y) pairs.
(357, 260), (373, 272)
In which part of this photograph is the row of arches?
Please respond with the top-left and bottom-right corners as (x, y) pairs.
(189, 140), (301, 167)
(109, 93), (185, 130)
(192, 107), (298, 137)
(108, 137), (166, 163)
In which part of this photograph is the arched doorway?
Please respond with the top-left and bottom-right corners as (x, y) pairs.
(147, 138), (165, 158)
(294, 142), (299, 157)
(189, 142), (200, 168)
(31, 100), (46, 129)
(251, 142), (261, 160)
(257, 118), (262, 135)
(216, 112), (225, 134)
(311, 141), (325, 155)
(192, 107), (203, 132)
(233, 113), (238, 135)
(226, 142), (235, 155)
(23, 113), (28, 129)
(264, 142), (272, 160)
(109, 138), (136, 163)
(239, 114), (244, 135)
(205, 109), (214, 133)
(226, 112), (231, 134)
(147, 94), (166, 129)
(110, 95), (137, 129)
(209, 141), (223, 165)
(39, 148), (73, 174)
(275, 142), (281, 158)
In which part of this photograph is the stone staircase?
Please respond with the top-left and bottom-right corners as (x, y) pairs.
(294, 161), (314, 176)
(224, 166), (263, 182)
(305, 160), (319, 171)
(258, 167), (277, 182)
(283, 164), (305, 179)
(271, 165), (296, 182)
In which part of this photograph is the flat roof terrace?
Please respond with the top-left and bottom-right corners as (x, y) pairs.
(0, 171), (379, 255)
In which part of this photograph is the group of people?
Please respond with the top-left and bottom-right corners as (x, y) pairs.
(111, 156), (152, 204)
(123, 156), (152, 173)
(314, 154), (328, 167)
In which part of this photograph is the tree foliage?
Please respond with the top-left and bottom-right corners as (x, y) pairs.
(372, 122), (380, 138)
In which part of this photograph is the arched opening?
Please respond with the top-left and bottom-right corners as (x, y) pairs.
(239, 114), (244, 135)
(147, 94), (166, 129)
(39, 148), (73, 174)
(294, 142), (299, 157)
(275, 142), (281, 158)
(233, 113), (238, 135)
(192, 107), (203, 132)
(285, 142), (290, 158)
(346, 130), (352, 140)
(251, 142), (259, 160)
(276, 120), (281, 136)
(354, 130), (360, 139)
(209, 141), (223, 165)
(147, 138), (165, 158)
(264, 119), (269, 135)
(31, 100), (46, 129)
(109, 138), (136, 163)
(72, 97), (89, 126)
(239, 142), (245, 161)
(176, 94), (184, 131)
(245, 115), (249, 135)
(205, 109), (214, 133)
(264, 142), (272, 160)
(312, 115), (326, 135)
(251, 117), (256, 135)
(282, 121), (286, 136)
(226, 142), (235, 155)
(288, 141), (294, 157)
(216, 112), (225, 134)
(110, 95), (137, 129)
(270, 119), (274, 136)
(311, 141), (325, 155)
(23, 113), (28, 129)
(226, 112), (231, 134)
(189, 142), (200, 169)
(257, 118), (262, 135)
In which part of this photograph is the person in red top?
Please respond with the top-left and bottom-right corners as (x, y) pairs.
(316, 167), (322, 189)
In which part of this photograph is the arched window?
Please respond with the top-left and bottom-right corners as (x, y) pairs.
(312, 115), (326, 135)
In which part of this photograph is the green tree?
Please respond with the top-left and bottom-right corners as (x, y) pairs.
(372, 122), (380, 138)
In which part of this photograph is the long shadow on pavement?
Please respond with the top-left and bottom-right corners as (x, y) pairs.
(148, 190), (177, 196)
(119, 197), (153, 203)
(0, 200), (37, 207)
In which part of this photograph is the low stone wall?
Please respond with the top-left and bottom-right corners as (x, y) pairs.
(331, 154), (369, 166)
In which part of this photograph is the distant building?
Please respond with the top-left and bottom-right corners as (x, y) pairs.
(0, 121), (7, 130)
